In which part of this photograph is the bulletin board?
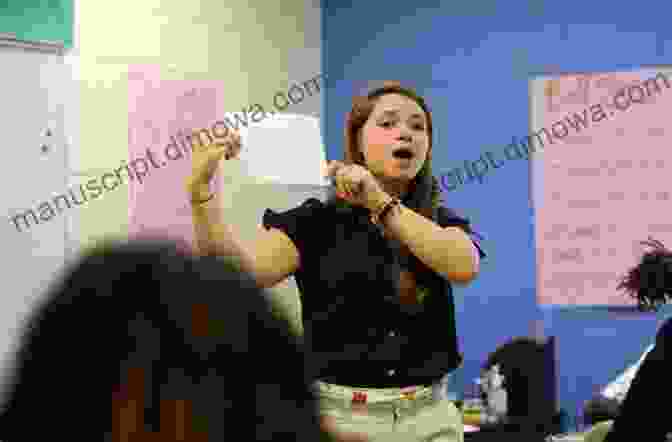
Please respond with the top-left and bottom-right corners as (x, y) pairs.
(0, 0), (73, 48)
(530, 66), (672, 306)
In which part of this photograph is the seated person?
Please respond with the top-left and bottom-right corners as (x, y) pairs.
(583, 344), (654, 425)
(600, 237), (672, 442)
(481, 337), (557, 436)
(0, 238), (367, 442)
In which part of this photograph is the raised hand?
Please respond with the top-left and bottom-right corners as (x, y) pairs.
(186, 127), (241, 200)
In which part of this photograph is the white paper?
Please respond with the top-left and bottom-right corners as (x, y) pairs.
(238, 113), (328, 186)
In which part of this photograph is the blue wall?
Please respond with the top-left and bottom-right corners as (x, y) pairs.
(322, 0), (672, 425)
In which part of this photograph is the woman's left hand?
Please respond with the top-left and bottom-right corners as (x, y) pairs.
(326, 161), (388, 210)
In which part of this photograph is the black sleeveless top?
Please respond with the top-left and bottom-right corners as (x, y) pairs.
(263, 198), (485, 388)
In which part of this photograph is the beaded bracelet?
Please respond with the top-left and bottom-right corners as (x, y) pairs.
(370, 197), (401, 226)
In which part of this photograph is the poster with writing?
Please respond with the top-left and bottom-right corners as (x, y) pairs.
(531, 66), (672, 306)
(127, 65), (226, 246)
(126, 66), (328, 335)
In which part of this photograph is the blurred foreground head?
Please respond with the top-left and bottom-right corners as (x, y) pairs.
(0, 238), (325, 441)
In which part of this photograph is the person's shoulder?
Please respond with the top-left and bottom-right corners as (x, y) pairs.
(436, 205), (472, 228)
(297, 197), (326, 211)
(286, 198), (329, 219)
(265, 198), (326, 218)
(437, 205), (486, 258)
(262, 198), (331, 243)
(294, 197), (358, 219)
(437, 205), (460, 218)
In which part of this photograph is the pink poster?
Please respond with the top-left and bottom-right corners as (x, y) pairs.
(534, 68), (672, 306)
(127, 66), (225, 247)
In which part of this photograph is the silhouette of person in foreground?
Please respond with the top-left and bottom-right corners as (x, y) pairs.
(0, 238), (367, 441)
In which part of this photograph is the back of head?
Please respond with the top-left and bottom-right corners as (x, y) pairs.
(483, 337), (556, 433)
(0, 238), (323, 441)
(618, 237), (672, 311)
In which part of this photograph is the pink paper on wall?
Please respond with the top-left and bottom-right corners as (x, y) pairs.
(127, 66), (225, 247)
(535, 68), (672, 306)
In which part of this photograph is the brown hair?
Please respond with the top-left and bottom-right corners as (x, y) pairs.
(343, 81), (443, 219)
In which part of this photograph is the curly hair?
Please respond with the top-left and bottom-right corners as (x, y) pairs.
(618, 237), (672, 311)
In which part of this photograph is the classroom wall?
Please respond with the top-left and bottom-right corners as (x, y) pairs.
(322, 0), (672, 423)
(68, 0), (320, 244)
(65, 0), (321, 334)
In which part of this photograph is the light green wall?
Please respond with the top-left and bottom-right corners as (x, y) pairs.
(71, 1), (319, 335)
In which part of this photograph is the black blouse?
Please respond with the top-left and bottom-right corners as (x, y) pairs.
(263, 198), (485, 388)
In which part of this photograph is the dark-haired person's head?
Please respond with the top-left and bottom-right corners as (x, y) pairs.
(0, 238), (327, 441)
(482, 337), (557, 434)
(618, 237), (672, 312)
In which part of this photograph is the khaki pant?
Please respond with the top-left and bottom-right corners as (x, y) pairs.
(582, 420), (613, 442)
(316, 381), (463, 442)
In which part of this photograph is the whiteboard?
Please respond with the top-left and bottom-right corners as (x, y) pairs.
(530, 66), (672, 306)
(0, 46), (68, 393)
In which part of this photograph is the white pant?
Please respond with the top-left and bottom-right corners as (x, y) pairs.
(316, 381), (464, 442)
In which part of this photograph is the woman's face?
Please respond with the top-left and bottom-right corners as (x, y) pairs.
(358, 93), (430, 183)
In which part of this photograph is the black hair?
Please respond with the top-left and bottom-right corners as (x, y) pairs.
(617, 237), (672, 312)
(482, 337), (557, 434)
(0, 238), (325, 441)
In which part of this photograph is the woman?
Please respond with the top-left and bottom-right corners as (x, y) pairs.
(187, 82), (486, 441)
(0, 239), (356, 441)
(595, 238), (672, 442)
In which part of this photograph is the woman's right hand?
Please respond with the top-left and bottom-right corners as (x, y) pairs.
(186, 128), (242, 198)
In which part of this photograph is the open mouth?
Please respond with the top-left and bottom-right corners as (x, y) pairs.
(392, 147), (414, 160)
